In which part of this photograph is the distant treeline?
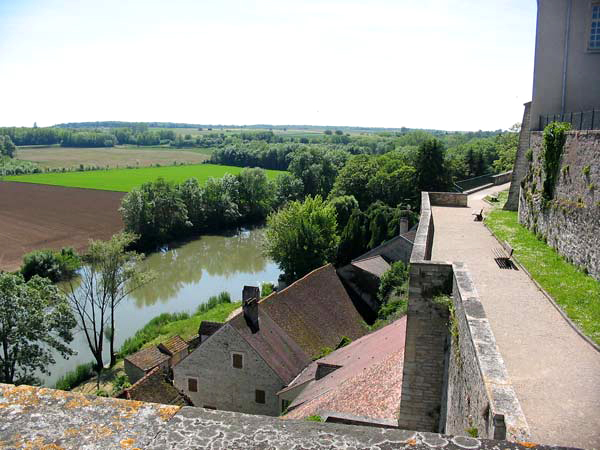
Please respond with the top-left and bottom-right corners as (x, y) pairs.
(52, 121), (505, 136)
(0, 127), (176, 148)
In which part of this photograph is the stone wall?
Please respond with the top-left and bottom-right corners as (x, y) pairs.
(397, 261), (453, 432)
(0, 383), (566, 449)
(506, 102), (532, 211)
(399, 192), (529, 441)
(173, 324), (284, 416)
(428, 192), (468, 207)
(445, 263), (530, 441)
(519, 130), (600, 279)
(492, 171), (513, 186)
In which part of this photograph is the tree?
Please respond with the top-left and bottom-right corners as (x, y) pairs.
(328, 195), (358, 232)
(414, 139), (450, 192)
(288, 147), (338, 197)
(0, 135), (16, 158)
(265, 195), (339, 280)
(235, 168), (273, 221)
(66, 233), (154, 376)
(273, 173), (304, 207)
(120, 178), (190, 247)
(0, 273), (76, 385)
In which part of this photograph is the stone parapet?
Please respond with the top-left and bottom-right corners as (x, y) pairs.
(445, 263), (530, 441)
(0, 384), (562, 449)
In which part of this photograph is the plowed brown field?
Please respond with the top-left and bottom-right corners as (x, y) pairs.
(0, 182), (124, 271)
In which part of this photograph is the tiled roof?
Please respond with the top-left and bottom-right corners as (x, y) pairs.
(351, 255), (391, 278)
(400, 230), (416, 244)
(125, 346), (170, 371)
(198, 321), (223, 336)
(158, 335), (188, 356)
(122, 367), (190, 406)
(260, 264), (367, 358)
(282, 316), (407, 421)
(230, 311), (311, 384)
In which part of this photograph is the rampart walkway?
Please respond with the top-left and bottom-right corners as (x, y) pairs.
(431, 184), (600, 449)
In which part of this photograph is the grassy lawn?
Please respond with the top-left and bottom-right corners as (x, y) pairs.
(145, 302), (240, 346)
(5, 163), (284, 192)
(486, 196), (600, 346)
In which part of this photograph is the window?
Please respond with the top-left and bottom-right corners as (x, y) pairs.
(255, 389), (266, 404)
(281, 399), (291, 413)
(590, 3), (600, 50)
(187, 377), (198, 392)
(232, 352), (243, 369)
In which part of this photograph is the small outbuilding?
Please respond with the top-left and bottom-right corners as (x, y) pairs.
(158, 335), (190, 367)
(124, 346), (170, 384)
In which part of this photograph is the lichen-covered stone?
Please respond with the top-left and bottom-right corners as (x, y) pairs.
(0, 383), (569, 449)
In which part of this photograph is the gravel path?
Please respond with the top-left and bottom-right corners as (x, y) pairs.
(431, 183), (600, 449)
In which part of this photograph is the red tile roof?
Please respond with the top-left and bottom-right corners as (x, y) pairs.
(282, 316), (407, 421)
(158, 335), (188, 356)
(125, 346), (170, 371)
(260, 264), (367, 358)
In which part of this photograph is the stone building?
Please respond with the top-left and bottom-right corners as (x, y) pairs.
(158, 335), (190, 367)
(124, 346), (170, 384)
(173, 264), (368, 416)
(506, 0), (600, 210)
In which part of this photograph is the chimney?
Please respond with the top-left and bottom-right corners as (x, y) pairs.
(242, 286), (260, 333)
(399, 217), (409, 234)
(315, 362), (342, 380)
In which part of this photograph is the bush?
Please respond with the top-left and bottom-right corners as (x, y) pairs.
(260, 282), (274, 298)
(54, 362), (95, 391)
(21, 247), (81, 282)
(112, 374), (132, 395)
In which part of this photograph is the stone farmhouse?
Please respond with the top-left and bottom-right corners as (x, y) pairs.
(173, 263), (367, 416)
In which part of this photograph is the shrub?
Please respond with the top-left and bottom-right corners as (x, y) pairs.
(112, 374), (131, 395)
(260, 282), (274, 298)
(21, 247), (81, 282)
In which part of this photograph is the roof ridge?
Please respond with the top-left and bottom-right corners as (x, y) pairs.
(259, 264), (332, 305)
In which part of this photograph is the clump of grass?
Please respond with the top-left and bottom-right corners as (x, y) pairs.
(486, 209), (600, 345)
(55, 362), (95, 391)
(306, 415), (323, 422)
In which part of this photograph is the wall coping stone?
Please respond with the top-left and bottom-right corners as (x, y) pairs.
(451, 263), (531, 441)
(0, 383), (565, 449)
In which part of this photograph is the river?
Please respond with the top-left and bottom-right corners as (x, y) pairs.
(43, 227), (281, 387)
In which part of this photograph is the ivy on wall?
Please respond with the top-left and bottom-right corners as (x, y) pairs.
(541, 122), (571, 203)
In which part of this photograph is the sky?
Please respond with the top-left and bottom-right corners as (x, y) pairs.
(0, 0), (537, 131)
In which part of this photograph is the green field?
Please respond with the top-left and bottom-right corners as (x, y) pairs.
(4, 164), (284, 192)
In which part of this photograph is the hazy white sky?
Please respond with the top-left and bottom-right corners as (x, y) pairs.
(0, 0), (537, 130)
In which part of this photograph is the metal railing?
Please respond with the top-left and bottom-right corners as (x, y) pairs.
(537, 109), (599, 131)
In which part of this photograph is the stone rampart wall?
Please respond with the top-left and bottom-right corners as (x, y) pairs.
(445, 263), (530, 441)
(429, 192), (468, 207)
(399, 192), (529, 441)
(505, 102), (532, 211)
(492, 171), (513, 186)
(519, 130), (600, 279)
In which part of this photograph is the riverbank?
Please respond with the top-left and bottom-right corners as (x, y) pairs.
(62, 296), (240, 394)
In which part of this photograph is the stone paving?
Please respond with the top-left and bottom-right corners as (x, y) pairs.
(431, 183), (600, 449)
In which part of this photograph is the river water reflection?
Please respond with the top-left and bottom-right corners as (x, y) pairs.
(44, 228), (281, 387)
